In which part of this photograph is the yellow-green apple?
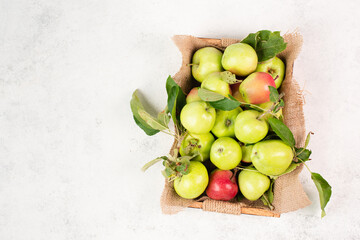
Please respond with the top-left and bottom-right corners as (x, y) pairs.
(251, 140), (294, 176)
(174, 161), (209, 199)
(210, 137), (242, 170)
(221, 43), (258, 76)
(256, 57), (285, 88)
(211, 107), (242, 138)
(241, 145), (253, 164)
(186, 87), (201, 103)
(179, 132), (215, 162)
(201, 72), (232, 97)
(238, 167), (270, 201)
(192, 47), (223, 83)
(257, 101), (283, 121)
(206, 169), (238, 201)
(234, 110), (268, 144)
(180, 101), (216, 134)
(239, 72), (276, 104)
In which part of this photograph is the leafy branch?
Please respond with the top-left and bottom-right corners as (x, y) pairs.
(142, 149), (198, 182)
(130, 76), (187, 141)
(241, 30), (287, 62)
(267, 115), (331, 217)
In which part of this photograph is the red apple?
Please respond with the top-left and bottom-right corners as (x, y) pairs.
(206, 169), (238, 201)
(239, 72), (276, 104)
(186, 87), (201, 103)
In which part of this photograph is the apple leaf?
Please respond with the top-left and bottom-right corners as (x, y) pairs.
(263, 132), (281, 141)
(166, 76), (186, 130)
(267, 117), (295, 147)
(241, 30), (287, 62)
(209, 98), (241, 111)
(228, 95), (264, 112)
(220, 71), (241, 84)
(157, 107), (170, 127)
(269, 86), (279, 103)
(198, 88), (225, 101)
(311, 172), (332, 218)
(141, 156), (168, 172)
(198, 88), (240, 111)
(295, 148), (312, 162)
(304, 131), (314, 149)
(138, 109), (169, 131)
(268, 180), (274, 203)
(130, 90), (160, 136)
(260, 194), (274, 210)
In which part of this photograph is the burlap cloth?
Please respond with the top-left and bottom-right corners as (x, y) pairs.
(161, 32), (311, 215)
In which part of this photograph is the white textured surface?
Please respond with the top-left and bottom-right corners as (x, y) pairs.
(1, 0), (359, 239)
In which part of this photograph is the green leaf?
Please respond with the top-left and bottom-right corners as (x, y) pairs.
(260, 194), (274, 210)
(311, 172), (332, 218)
(220, 71), (241, 84)
(282, 162), (300, 176)
(263, 132), (281, 141)
(166, 76), (186, 128)
(198, 89), (240, 111)
(228, 95), (264, 112)
(241, 30), (287, 62)
(198, 88), (225, 101)
(296, 148), (312, 162)
(279, 99), (285, 107)
(133, 116), (159, 136)
(269, 86), (279, 102)
(268, 162), (301, 179)
(209, 97), (241, 111)
(141, 156), (168, 172)
(175, 162), (190, 175)
(130, 90), (160, 136)
(267, 118), (295, 147)
(157, 108), (170, 127)
(162, 167), (175, 178)
(304, 131), (313, 149)
(138, 109), (169, 131)
(268, 180), (274, 203)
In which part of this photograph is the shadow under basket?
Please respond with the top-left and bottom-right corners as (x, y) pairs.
(160, 33), (312, 217)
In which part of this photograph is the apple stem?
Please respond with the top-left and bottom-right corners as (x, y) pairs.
(297, 158), (312, 173)
(231, 168), (239, 181)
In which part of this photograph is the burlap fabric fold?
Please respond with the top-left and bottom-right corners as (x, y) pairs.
(161, 32), (311, 215)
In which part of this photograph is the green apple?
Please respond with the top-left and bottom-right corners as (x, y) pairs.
(186, 87), (201, 103)
(211, 107), (242, 138)
(201, 72), (232, 97)
(192, 47), (223, 83)
(257, 101), (283, 121)
(221, 43), (258, 76)
(251, 140), (294, 176)
(241, 144), (253, 163)
(234, 110), (268, 144)
(256, 57), (285, 88)
(238, 167), (270, 201)
(179, 132), (215, 162)
(210, 137), (242, 170)
(174, 161), (209, 199)
(180, 101), (216, 134)
(239, 72), (276, 104)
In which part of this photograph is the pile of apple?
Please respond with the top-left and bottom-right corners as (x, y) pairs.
(175, 43), (290, 202)
(132, 31), (331, 216)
